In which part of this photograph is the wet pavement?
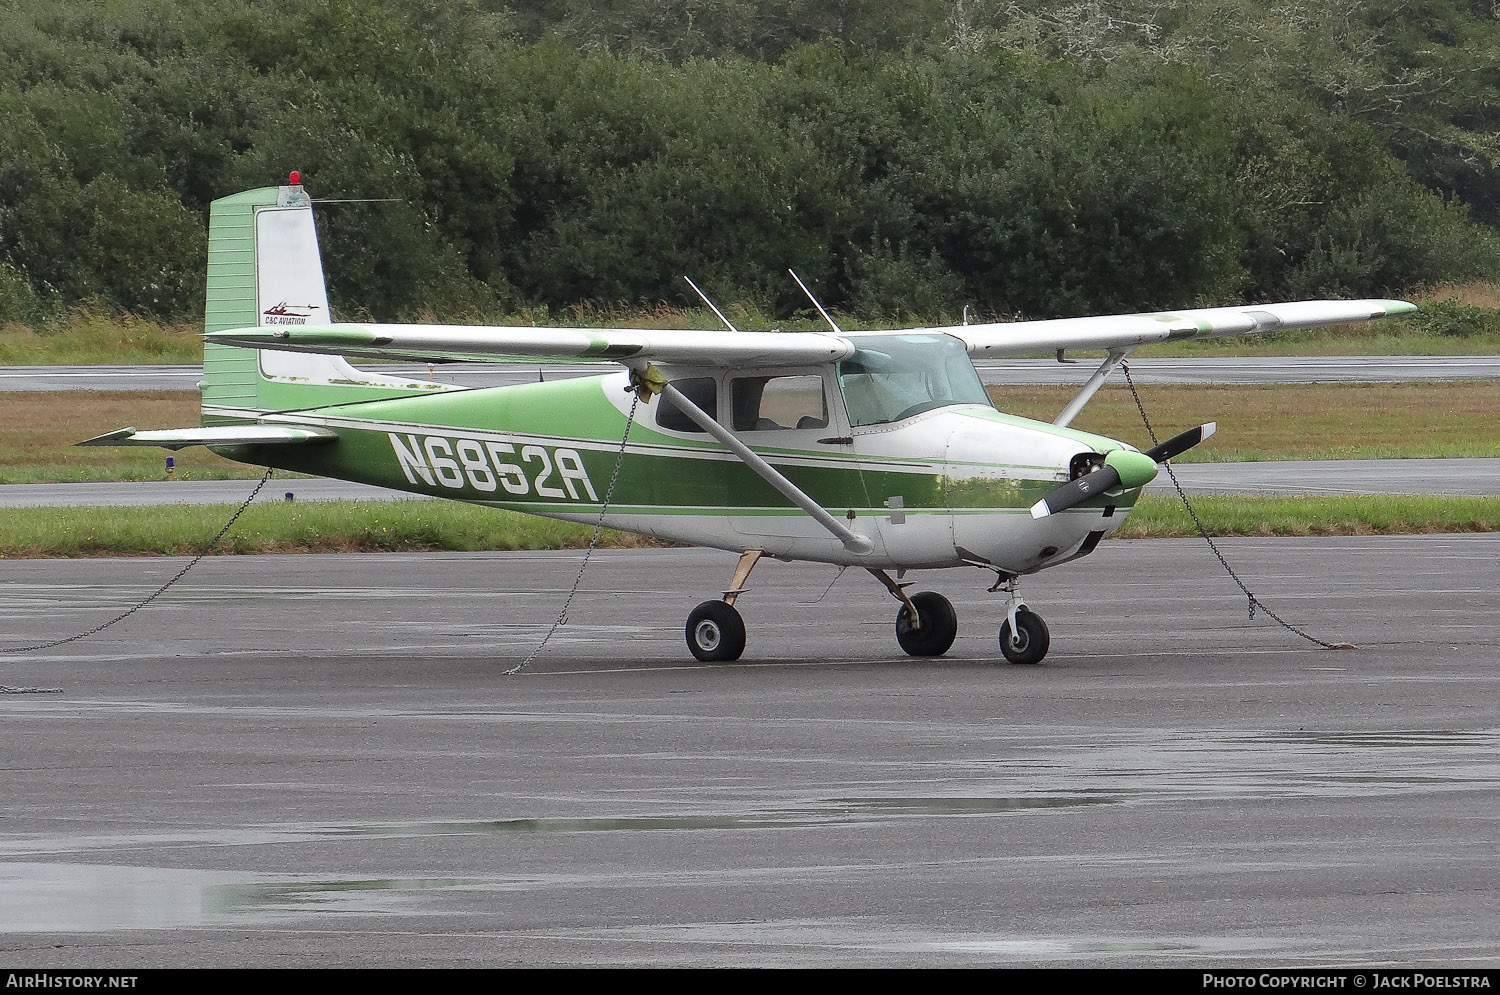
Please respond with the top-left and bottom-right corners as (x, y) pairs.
(1, 539), (1499, 967)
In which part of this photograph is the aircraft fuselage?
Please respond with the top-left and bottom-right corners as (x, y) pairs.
(217, 367), (1141, 574)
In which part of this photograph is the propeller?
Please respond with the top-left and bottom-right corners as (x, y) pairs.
(1029, 422), (1216, 519)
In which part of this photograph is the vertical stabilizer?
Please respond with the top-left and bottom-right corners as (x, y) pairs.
(201, 177), (454, 425)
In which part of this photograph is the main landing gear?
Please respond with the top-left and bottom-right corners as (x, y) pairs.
(685, 600), (746, 662)
(684, 551), (1052, 665)
(685, 549), (760, 662)
(870, 570), (956, 657)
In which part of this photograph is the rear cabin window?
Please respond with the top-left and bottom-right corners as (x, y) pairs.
(731, 375), (828, 432)
(655, 377), (717, 433)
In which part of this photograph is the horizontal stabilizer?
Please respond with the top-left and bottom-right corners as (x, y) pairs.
(76, 425), (337, 451)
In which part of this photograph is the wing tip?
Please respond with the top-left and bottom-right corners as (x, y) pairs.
(75, 427), (137, 447)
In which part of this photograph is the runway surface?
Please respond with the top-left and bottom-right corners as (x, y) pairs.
(2, 539), (1499, 967)
(6, 354), (1500, 391)
(5, 457), (1500, 508)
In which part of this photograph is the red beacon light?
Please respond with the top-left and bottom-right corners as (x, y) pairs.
(288, 170), (301, 186)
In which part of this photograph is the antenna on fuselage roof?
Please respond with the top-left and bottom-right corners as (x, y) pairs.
(787, 269), (843, 334)
(682, 276), (739, 332)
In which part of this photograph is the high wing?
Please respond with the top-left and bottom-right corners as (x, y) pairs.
(946, 299), (1416, 357)
(205, 324), (854, 366)
(206, 298), (1415, 366)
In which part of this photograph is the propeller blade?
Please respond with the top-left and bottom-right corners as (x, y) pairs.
(1029, 464), (1121, 519)
(1143, 422), (1216, 463)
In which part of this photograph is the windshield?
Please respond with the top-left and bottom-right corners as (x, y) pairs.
(837, 333), (991, 427)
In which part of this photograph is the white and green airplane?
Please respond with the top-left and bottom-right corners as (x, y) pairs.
(84, 177), (1416, 664)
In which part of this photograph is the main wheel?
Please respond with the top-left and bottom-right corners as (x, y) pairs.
(685, 600), (746, 662)
(998, 608), (1050, 665)
(895, 591), (958, 657)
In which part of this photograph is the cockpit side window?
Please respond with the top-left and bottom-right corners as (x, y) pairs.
(731, 375), (829, 432)
(838, 333), (991, 427)
(656, 377), (717, 433)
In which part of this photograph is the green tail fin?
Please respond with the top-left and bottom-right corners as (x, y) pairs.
(201, 179), (454, 425)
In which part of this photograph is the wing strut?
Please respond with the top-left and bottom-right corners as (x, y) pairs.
(1053, 347), (1134, 428)
(657, 381), (874, 555)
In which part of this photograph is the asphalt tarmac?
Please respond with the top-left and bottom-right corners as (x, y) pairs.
(2, 538), (1499, 968)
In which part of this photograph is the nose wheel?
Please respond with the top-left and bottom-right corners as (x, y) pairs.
(991, 573), (1050, 665)
(998, 608), (1049, 665)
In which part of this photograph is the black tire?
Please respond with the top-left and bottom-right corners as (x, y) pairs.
(998, 608), (1050, 665)
(895, 592), (958, 657)
(685, 600), (746, 662)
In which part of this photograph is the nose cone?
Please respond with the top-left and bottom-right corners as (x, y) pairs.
(1103, 448), (1159, 489)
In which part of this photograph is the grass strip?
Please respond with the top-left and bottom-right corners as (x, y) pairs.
(1116, 494), (1500, 538)
(0, 500), (660, 558)
(0, 495), (1495, 558)
(994, 381), (1500, 462)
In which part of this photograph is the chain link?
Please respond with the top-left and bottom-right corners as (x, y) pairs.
(1121, 361), (1345, 650)
(507, 394), (641, 675)
(0, 466), (276, 692)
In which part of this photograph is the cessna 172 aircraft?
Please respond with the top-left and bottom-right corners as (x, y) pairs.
(83, 177), (1415, 664)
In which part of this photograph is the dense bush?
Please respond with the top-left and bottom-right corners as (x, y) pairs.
(0, 0), (1497, 325)
(1405, 297), (1500, 337)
